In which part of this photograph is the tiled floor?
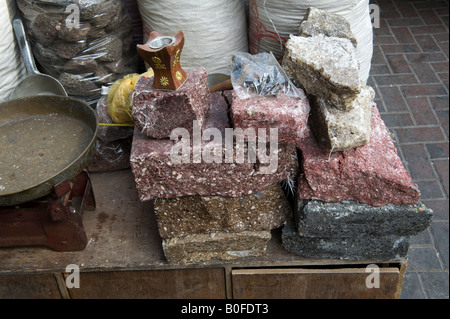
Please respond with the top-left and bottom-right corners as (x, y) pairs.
(369, 0), (449, 299)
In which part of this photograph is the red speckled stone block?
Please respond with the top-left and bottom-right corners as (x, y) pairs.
(230, 90), (310, 144)
(132, 67), (210, 139)
(297, 103), (421, 207)
(130, 92), (299, 201)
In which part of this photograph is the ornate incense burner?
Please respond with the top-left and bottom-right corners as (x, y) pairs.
(137, 30), (188, 91)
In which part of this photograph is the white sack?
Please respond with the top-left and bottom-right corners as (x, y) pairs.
(0, 0), (27, 101)
(137, 0), (249, 75)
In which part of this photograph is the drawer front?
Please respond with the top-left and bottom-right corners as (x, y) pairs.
(0, 274), (62, 299)
(68, 268), (226, 299)
(232, 267), (401, 299)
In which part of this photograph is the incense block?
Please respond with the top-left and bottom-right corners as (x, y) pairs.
(299, 7), (358, 47)
(130, 92), (299, 201)
(308, 85), (374, 151)
(230, 90), (310, 144)
(295, 200), (433, 238)
(162, 230), (271, 264)
(132, 67), (210, 139)
(154, 183), (291, 238)
(282, 219), (410, 261)
(297, 104), (421, 207)
(282, 35), (360, 111)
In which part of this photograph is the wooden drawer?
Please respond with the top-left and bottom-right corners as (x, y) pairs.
(0, 274), (62, 299)
(67, 268), (226, 299)
(232, 266), (402, 299)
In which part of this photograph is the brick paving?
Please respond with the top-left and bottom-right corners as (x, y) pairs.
(369, 0), (448, 299)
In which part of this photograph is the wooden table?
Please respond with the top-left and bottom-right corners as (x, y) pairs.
(0, 170), (406, 299)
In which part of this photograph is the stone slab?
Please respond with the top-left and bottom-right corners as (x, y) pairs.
(154, 183), (291, 238)
(295, 200), (433, 238)
(230, 90), (310, 144)
(297, 104), (421, 207)
(309, 86), (374, 151)
(162, 230), (271, 264)
(282, 219), (410, 261)
(132, 67), (210, 139)
(282, 35), (360, 111)
(299, 7), (358, 47)
(130, 92), (299, 201)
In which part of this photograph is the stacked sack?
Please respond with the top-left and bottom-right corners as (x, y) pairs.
(137, 0), (248, 75)
(280, 9), (433, 261)
(0, 0), (26, 100)
(16, 0), (138, 105)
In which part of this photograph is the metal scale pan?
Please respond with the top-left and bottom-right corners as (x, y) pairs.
(0, 95), (98, 206)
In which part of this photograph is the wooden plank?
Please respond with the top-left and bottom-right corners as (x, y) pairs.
(0, 169), (408, 299)
(0, 170), (164, 274)
(0, 273), (61, 299)
(67, 268), (226, 299)
(54, 272), (71, 299)
(394, 259), (408, 299)
(232, 267), (401, 299)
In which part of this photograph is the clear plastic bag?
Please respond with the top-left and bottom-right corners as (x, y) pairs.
(107, 69), (153, 124)
(88, 138), (132, 172)
(96, 89), (134, 142)
(16, 0), (138, 105)
(230, 52), (303, 99)
(89, 91), (133, 172)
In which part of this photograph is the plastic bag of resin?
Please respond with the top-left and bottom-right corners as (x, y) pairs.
(230, 52), (303, 99)
(88, 138), (132, 172)
(16, 0), (138, 106)
(107, 69), (153, 124)
(89, 92), (133, 172)
(96, 89), (134, 142)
